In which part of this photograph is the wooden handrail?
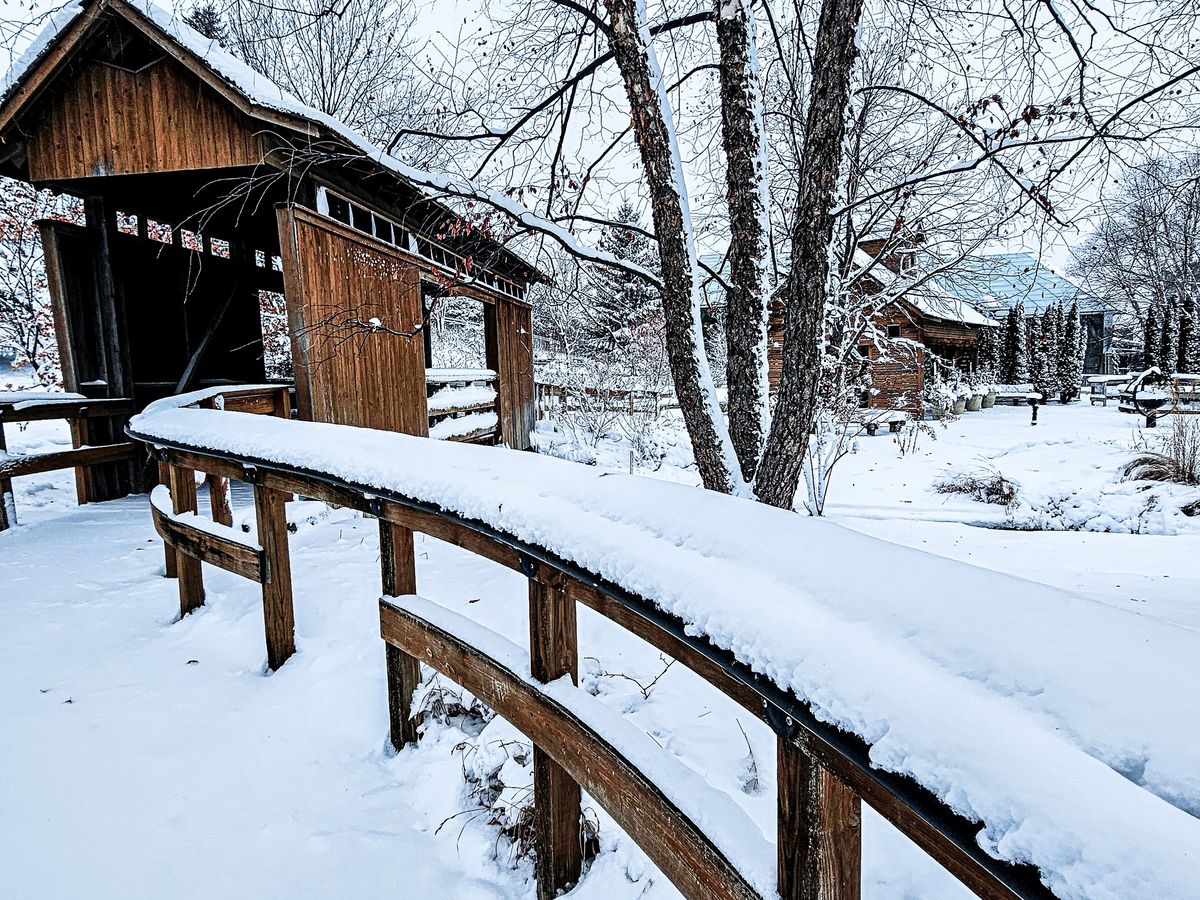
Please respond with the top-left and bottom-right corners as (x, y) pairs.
(129, 416), (1056, 900)
(0, 395), (138, 532)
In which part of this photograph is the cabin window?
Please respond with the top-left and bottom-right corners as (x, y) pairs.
(115, 212), (138, 235)
(180, 230), (203, 252)
(209, 238), (231, 259)
(887, 324), (902, 338)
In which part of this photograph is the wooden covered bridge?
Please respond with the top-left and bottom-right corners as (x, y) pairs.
(0, 0), (537, 516)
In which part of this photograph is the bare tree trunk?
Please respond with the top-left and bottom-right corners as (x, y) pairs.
(754, 0), (866, 509)
(715, 0), (772, 483)
(604, 0), (743, 496)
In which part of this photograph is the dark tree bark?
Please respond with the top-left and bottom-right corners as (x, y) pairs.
(604, 0), (740, 495)
(754, 0), (867, 508)
(715, 0), (772, 483)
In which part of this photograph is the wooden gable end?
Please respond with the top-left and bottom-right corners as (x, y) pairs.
(25, 52), (263, 182)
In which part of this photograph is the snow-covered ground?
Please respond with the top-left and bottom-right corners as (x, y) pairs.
(2, 385), (1198, 898)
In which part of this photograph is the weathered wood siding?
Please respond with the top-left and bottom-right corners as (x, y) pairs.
(487, 298), (535, 450)
(26, 57), (261, 182)
(277, 204), (429, 436)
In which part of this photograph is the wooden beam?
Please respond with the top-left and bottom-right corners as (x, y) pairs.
(0, 399), (135, 423)
(0, 443), (137, 479)
(380, 519), (421, 750)
(528, 569), (582, 900)
(381, 599), (761, 900)
(174, 286), (239, 395)
(253, 484), (295, 670)
(166, 464), (205, 616)
(158, 461), (178, 578)
(151, 502), (263, 583)
(778, 738), (862, 900)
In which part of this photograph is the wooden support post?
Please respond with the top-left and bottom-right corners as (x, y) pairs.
(158, 461), (178, 578)
(528, 568), (582, 900)
(777, 737), (862, 900)
(380, 519), (421, 750)
(0, 419), (13, 531)
(68, 414), (95, 505)
(206, 473), (233, 527)
(167, 464), (204, 615)
(253, 484), (295, 671)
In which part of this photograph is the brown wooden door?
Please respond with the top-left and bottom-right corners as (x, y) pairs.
(277, 204), (428, 435)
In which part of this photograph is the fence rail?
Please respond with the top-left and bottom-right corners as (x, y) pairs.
(0, 395), (137, 531)
(126, 398), (1057, 900)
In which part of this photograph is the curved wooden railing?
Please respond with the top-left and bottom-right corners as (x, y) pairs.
(127, 397), (1058, 900)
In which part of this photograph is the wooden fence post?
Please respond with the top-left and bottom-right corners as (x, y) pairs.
(380, 519), (421, 749)
(206, 473), (233, 527)
(166, 464), (204, 616)
(528, 568), (582, 900)
(158, 461), (177, 577)
(253, 484), (295, 671)
(778, 737), (862, 900)
(0, 418), (12, 531)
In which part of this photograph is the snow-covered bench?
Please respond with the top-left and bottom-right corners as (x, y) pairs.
(992, 384), (1041, 405)
(851, 409), (909, 435)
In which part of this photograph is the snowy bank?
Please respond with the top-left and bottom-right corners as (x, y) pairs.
(128, 404), (1200, 899)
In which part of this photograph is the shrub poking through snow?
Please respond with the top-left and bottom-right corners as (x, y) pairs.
(933, 467), (1019, 506)
(1123, 418), (1200, 488)
(420, 677), (601, 871)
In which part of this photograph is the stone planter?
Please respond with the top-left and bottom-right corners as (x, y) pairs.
(966, 393), (984, 412)
(952, 397), (968, 415)
(982, 391), (997, 409)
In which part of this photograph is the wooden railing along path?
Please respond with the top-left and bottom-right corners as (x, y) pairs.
(0, 393), (137, 531)
(425, 368), (501, 444)
(125, 391), (1060, 900)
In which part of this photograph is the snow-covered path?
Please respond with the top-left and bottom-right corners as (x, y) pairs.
(0, 498), (535, 899)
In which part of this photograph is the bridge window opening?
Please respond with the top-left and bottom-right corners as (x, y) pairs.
(116, 211), (138, 235)
(425, 291), (487, 370)
(258, 290), (293, 380)
(147, 219), (172, 243)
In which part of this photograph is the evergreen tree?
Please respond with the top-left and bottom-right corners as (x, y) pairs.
(1143, 304), (1161, 370)
(183, 1), (229, 44)
(1160, 296), (1179, 373)
(1001, 303), (1028, 384)
(1030, 314), (1051, 398)
(1059, 300), (1084, 401)
(581, 202), (660, 352)
(976, 324), (1000, 381)
(1180, 294), (1200, 373)
(1042, 304), (1062, 397)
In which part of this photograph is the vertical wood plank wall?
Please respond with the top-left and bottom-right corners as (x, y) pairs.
(277, 204), (429, 436)
(487, 298), (535, 450)
(26, 57), (262, 181)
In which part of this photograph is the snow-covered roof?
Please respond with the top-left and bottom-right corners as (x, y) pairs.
(853, 248), (998, 327)
(946, 252), (1105, 317)
(129, 398), (1200, 899)
(0, 0), (545, 281)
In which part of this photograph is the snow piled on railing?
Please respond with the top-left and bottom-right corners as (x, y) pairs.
(128, 402), (1200, 900)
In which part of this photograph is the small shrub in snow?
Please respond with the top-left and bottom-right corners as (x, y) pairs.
(932, 467), (1019, 506)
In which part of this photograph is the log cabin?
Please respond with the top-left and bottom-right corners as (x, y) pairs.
(767, 243), (996, 416)
(0, 0), (541, 502)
